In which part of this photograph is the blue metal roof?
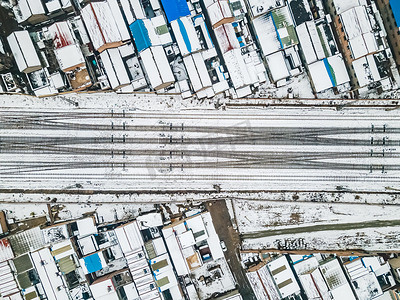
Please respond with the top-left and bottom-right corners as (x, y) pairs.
(83, 253), (103, 273)
(160, 0), (190, 23)
(177, 18), (192, 53)
(390, 0), (400, 27)
(129, 20), (152, 52)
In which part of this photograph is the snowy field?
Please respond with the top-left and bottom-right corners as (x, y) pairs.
(234, 200), (400, 233)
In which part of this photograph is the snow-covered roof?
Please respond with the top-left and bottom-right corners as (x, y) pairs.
(266, 51), (290, 82)
(48, 21), (75, 49)
(0, 260), (20, 298)
(114, 221), (144, 254)
(178, 230), (196, 248)
(183, 53), (212, 92)
(214, 24), (240, 54)
(0, 239), (14, 263)
(352, 54), (382, 87)
(299, 269), (330, 300)
(137, 212), (163, 229)
(90, 278), (119, 300)
(332, 0), (367, 14)
(162, 227), (190, 276)
(247, 0), (284, 18)
(267, 256), (301, 298)
(247, 264), (280, 300)
(7, 31), (41, 73)
(340, 6), (378, 59)
(120, 0), (145, 24)
(140, 46), (175, 90)
(13, 0), (45, 23)
(55, 44), (85, 72)
(185, 214), (208, 242)
(31, 248), (70, 299)
(296, 21), (325, 64)
(223, 49), (252, 89)
(252, 13), (280, 56)
(76, 217), (97, 238)
(308, 54), (349, 92)
(100, 47), (131, 90)
(206, 0), (234, 28)
(81, 0), (129, 52)
(201, 212), (224, 260)
(171, 16), (202, 56)
(331, 284), (357, 300)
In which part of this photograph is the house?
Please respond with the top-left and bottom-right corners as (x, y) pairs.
(12, 0), (47, 24)
(171, 16), (202, 57)
(206, 0), (235, 29)
(47, 21), (86, 72)
(7, 31), (42, 73)
(31, 247), (70, 299)
(81, 0), (130, 52)
(140, 46), (175, 90)
(129, 16), (172, 52)
(160, 0), (191, 23)
(308, 54), (350, 92)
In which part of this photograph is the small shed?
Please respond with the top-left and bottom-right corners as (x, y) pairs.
(7, 31), (42, 73)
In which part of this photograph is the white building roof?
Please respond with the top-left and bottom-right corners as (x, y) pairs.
(332, 0), (367, 14)
(201, 212), (224, 260)
(299, 269), (330, 300)
(246, 264), (280, 300)
(140, 46), (174, 90)
(183, 53), (212, 92)
(55, 44), (85, 72)
(171, 16), (202, 57)
(100, 47), (131, 90)
(331, 283), (357, 300)
(31, 248), (70, 300)
(76, 217), (97, 238)
(14, 0), (45, 23)
(352, 54), (381, 87)
(296, 21), (325, 64)
(214, 24), (240, 54)
(341, 6), (377, 59)
(308, 60), (333, 92)
(267, 256), (301, 298)
(223, 49), (252, 89)
(81, 0), (129, 52)
(114, 221), (144, 254)
(120, 0), (145, 24)
(207, 0), (233, 27)
(0, 239), (14, 263)
(0, 261), (21, 298)
(266, 51), (290, 82)
(162, 227), (190, 276)
(247, 0), (283, 18)
(178, 230), (196, 248)
(137, 212), (163, 229)
(7, 31), (41, 73)
(90, 279), (119, 300)
(252, 13), (280, 56)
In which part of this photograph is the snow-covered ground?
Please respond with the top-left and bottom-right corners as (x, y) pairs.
(242, 226), (400, 252)
(234, 200), (400, 233)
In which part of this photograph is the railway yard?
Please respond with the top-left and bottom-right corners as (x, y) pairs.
(1, 94), (400, 300)
(0, 105), (400, 193)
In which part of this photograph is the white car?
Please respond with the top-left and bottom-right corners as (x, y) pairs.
(220, 240), (227, 252)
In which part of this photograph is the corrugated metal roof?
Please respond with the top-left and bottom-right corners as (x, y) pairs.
(160, 0), (190, 22)
(390, 0), (400, 27)
(130, 20), (152, 52)
(0, 238), (14, 262)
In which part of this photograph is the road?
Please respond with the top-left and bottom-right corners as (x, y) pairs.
(206, 200), (256, 300)
(0, 108), (399, 192)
